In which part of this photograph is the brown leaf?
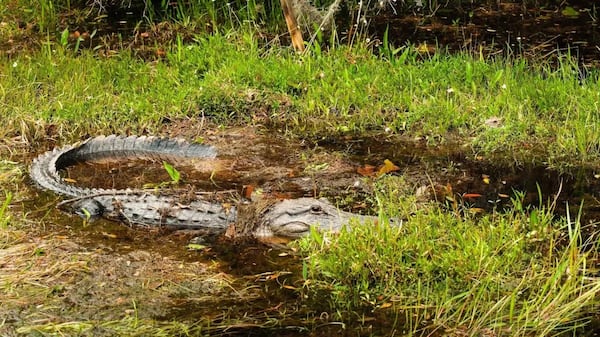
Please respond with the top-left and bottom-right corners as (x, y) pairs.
(224, 223), (236, 238)
(357, 164), (376, 177)
(242, 185), (254, 200)
(101, 232), (117, 239)
(379, 302), (393, 309)
(468, 207), (486, 214)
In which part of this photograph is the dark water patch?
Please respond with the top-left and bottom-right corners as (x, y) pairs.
(367, 2), (600, 67)
(315, 135), (600, 231)
(65, 159), (234, 191)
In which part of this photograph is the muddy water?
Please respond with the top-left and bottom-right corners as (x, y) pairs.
(49, 133), (600, 250)
(370, 2), (600, 66)
(24, 131), (600, 335)
(317, 135), (600, 237)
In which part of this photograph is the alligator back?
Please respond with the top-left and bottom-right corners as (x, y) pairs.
(30, 135), (217, 197)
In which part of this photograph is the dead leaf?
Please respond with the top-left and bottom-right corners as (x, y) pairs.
(148, 280), (164, 290)
(481, 174), (490, 184)
(377, 159), (400, 177)
(101, 232), (117, 239)
(224, 223), (236, 238)
(468, 208), (486, 214)
(463, 193), (482, 199)
(484, 116), (503, 128)
(378, 302), (393, 309)
(64, 178), (77, 183)
(443, 183), (454, 198)
(242, 185), (254, 200)
(357, 164), (376, 177)
(272, 192), (294, 199)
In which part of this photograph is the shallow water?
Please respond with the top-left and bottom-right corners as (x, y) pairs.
(18, 130), (599, 335)
(370, 1), (600, 66)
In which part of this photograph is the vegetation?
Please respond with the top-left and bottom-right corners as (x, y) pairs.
(0, 0), (599, 336)
(295, 176), (600, 335)
(2, 32), (599, 168)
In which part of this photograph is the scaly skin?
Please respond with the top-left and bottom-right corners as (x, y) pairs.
(30, 135), (370, 238)
(30, 135), (217, 198)
(235, 197), (370, 239)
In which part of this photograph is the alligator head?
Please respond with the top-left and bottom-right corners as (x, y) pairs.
(69, 198), (106, 220)
(253, 197), (369, 239)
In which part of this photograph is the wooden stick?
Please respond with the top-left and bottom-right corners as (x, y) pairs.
(280, 0), (305, 52)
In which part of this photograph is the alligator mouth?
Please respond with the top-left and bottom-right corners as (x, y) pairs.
(272, 221), (312, 238)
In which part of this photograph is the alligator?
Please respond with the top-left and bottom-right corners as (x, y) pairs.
(30, 135), (370, 238)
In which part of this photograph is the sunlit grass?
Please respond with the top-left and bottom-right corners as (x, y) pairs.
(1, 31), (598, 168)
(295, 176), (600, 335)
(15, 315), (206, 336)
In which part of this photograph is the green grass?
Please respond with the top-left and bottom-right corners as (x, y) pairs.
(295, 176), (600, 336)
(1, 31), (599, 168)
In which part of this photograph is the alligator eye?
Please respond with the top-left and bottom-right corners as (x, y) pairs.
(310, 205), (323, 214)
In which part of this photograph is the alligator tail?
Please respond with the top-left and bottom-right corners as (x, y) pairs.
(30, 135), (217, 197)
